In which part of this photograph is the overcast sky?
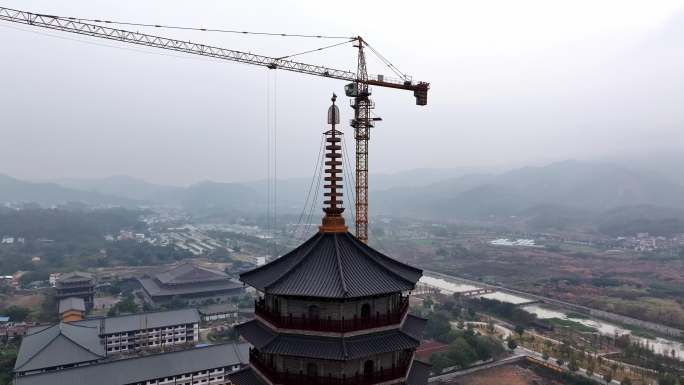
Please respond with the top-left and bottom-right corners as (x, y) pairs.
(1, 1), (683, 185)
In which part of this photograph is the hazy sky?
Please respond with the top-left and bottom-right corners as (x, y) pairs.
(1, 1), (683, 185)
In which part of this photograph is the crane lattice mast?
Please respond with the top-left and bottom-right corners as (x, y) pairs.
(0, 6), (430, 243)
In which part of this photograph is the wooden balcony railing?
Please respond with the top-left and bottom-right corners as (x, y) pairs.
(250, 350), (409, 385)
(254, 297), (409, 333)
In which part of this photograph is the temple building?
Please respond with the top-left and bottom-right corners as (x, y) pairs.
(230, 95), (430, 385)
(58, 297), (86, 322)
(139, 263), (244, 306)
(55, 272), (95, 312)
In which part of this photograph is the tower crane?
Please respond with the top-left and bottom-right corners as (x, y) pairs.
(0, 6), (430, 243)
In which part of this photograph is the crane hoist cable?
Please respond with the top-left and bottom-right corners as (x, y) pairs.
(54, 14), (354, 39)
(276, 39), (355, 60)
(363, 41), (409, 82)
(274, 135), (325, 257)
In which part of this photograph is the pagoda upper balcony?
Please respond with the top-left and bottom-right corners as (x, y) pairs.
(254, 296), (409, 333)
(250, 349), (411, 385)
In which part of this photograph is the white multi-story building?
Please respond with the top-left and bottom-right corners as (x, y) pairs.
(14, 342), (249, 385)
(75, 308), (201, 354)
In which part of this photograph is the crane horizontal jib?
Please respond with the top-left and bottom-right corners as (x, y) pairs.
(0, 6), (429, 99)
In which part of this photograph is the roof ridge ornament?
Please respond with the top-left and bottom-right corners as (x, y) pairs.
(320, 93), (348, 233)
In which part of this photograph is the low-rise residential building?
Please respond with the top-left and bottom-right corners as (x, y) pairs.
(14, 343), (249, 385)
(74, 308), (201, 354)
(199, 303), (238, 323)
(15, 309), (202, 377)
(14, 323), (105, 377)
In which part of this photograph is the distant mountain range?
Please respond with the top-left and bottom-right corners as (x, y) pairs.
(0, 174), (136, 207)
(372, 160), (684, 219)
(5, 161), (684, 229)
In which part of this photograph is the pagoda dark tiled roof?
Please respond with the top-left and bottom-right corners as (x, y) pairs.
(240, 232), (422, 298)
(400, 314), (428, 341)
(403, 360), (431, 385)
(237, 316), (424, 361)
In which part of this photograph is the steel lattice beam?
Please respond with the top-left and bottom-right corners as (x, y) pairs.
(0, 6), (430, 243)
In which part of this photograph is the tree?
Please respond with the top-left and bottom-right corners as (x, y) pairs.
(603, 372), (613, 383)
(425, 312), (452, 343)
(507, 338), (517, 350)
(2, 306), (30, 322)
(514, 324), (525, 338)
(657, 374), (676, 385)
(542, 352), (549, 361)
(428, 354), (453, 374)
(423, 297), (434, 309)
(447, 337), (478, 368)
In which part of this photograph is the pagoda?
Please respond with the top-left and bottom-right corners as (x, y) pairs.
(231, 95), (430, 385)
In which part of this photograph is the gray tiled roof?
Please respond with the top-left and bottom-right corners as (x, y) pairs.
(57, 271), (93, 283)
(404, 360), (431, 385)
(400, 315), (428, 341)
(156, 263), (229, 285)
(237, 319), (421, 360)
(13, 343), (250, 385)
(229, 367), (267, 385)
(240, 232), (422, 298)
(14, 323), (105, 373)
(58, 297), (85, 314)
(139, 276), (243, 297)
(75, 308), (200, 334)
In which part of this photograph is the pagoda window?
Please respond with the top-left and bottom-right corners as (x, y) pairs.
(273, 297), (281, 314)
(363, 360), (374, 377)
(306, 362), (318, 378)
(360, 303), (371, 319)
(308, 305), (320, 320)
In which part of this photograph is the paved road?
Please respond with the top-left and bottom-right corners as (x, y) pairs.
(428, 354), (527, 383)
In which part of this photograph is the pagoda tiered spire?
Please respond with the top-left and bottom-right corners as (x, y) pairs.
(320, 93), (347, 233)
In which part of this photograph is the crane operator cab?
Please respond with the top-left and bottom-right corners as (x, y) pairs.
(344, 82), (371, 98)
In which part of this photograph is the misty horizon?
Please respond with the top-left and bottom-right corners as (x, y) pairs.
(1, 1), (683, 185)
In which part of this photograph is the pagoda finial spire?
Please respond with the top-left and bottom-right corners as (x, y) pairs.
(320, 93), (347, 233)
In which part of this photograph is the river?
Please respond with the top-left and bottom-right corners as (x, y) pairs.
(523, 304), (684, 359)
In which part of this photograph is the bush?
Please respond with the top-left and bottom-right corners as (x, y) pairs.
(1, 306), (30, 322)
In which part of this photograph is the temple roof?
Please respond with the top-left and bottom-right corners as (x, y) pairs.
(15, 323), (104, 373)
(13, 343), (249, 385)
(58, 297), (85, 314)
(156, 263), (230, 285)
(57, 271), (93, 284)
(240, 232), (422, 298)
(139, 276), (242, 297)
(237, 314), (425, 361)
